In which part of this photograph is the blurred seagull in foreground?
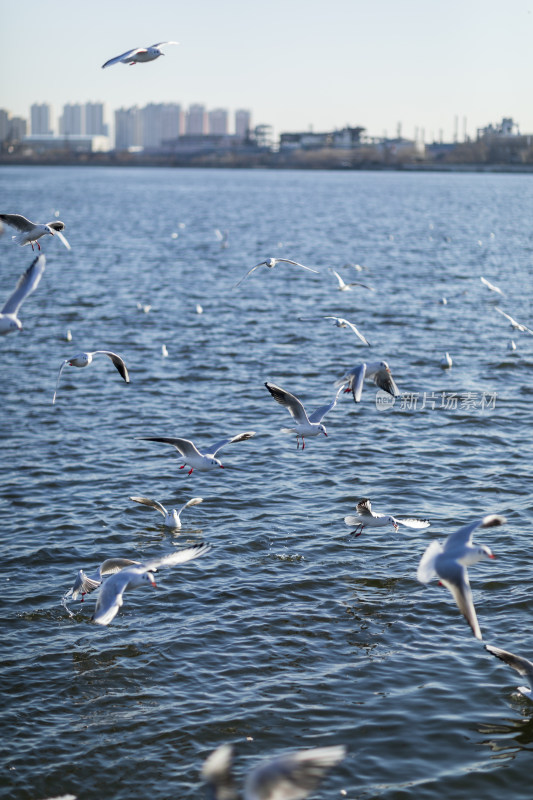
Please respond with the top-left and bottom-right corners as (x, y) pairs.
(330, 269), (374, 292)
(265, 382), (342, 449)
(129, 496), (203, 530)
(202, 742), (346, 800)
(235, 258), (319, 287)
(417, 514), (505, 640)
(53, 351), (130, 404)
(138, 432), (256, 475)
(102, 41), (179, 68)
(335, 361), (399, 403)
(0, 213), (70, 251)
(298, 315), (370, 345)
(0, 254), (45, 335)
(485, 644), (533, 699)
(91, 544), (210, 625)
(480, 276), (503, 295)
(495, 307), (533, 335)
(344, 498), (430, 536)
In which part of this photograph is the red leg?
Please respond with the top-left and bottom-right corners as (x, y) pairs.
(179, 465), (185, 469)
(37, 241), (41, 250)
(31, 242), (35, 251)
(188, 467), (193, 476)
(302, 438), (305, 450)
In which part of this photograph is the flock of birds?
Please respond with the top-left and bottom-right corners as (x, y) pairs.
(4, 42), (533, 800)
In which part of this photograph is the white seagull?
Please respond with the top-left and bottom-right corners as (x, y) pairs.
(53, 351), (130, 404)
(298, 315), (370, 345)
(265, 382), (342, 449)
(235, 258), (319, 287)
(417, 514), (505, 640)
(344, 498), (430, 537)
(0, 254), (45, 335)
(330, 269), (374, 292)
(0, 213), (70, 251)
(202, 742), (346, 800)
(335, 360), (400, 403)
(102, 41), (179, 68)
(440, 352), (453, 369)
(485, 644), (533, 700)
(480, 276), (504, 295)
(139, 432), (256, 475)
(494, 307), (533, 335)
(129, 495), (203, 529)
(63, 557), (141, 605)
(91, 543), (211, 625)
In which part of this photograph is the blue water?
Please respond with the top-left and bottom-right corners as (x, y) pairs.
(0, 166), (532, 800)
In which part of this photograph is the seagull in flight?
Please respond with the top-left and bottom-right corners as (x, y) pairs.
(53, 351), (130, 404)
(235, 258), (319, 287)
(298, 315), (370, 345)
(265, 382), (342, 449)
(0, 254), (45, 335)
(0, 213), (70, 251)
(63, 557), (142, 606)
(417, 514), (505, 640)
(485, 644), (533, 700)
(91, 544), (211, 625)
(202, 742), (346, 800)
(138, 432), (255, 475)
(129, 496), (203, 529)
(102, 41), (179, 68)
(480, 276), (503, 296)
(344, 498), (430, 536)
(330, 269), (374, 292)
(494, 307), (533, 335)
(335, 361), (400, 403)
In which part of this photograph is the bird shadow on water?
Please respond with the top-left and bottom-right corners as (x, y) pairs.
(476, 708), (533, 758)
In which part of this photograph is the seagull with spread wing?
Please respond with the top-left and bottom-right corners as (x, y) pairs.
(138, 432), (255, 475)
(0, 213), (70, 251)
(298, 315), (370, 345)
(335, 360), (400, 403)
(235, 258), (319, 287)
(102, 41), (179, 68)
(344, 498), (430, 536)
(53, 351), (130, 404)
(265, 382), (342, 449)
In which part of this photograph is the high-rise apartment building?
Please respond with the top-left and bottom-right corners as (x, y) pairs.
(235, 109), (251, 139)
(114, 107), (142, 150)
(85, 102), (108, 136)
(186, 104), (207, 135)
(0, 110), (9, 142)
(59, 104), (84, 136)
(208, 109), (229, 136)
(30, 103), (54, 135)
(142, 103), (184, 149)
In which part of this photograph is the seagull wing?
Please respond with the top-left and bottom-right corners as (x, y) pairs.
(438, 560), (482, 640)
(101, 48), (145, 68)
(143, 543), (211, 572)
(1, 254), (45, 315)
(150, 41), (179, 47)
(356, 498), (373, 517)
(129, 496), (167, 517)
(276, 258), (319, 274)
(394, 517), (430, 529)
(53, 229), (71, 250)
(99, 558), (141, 576)
(485, 645), (533, 691)
(265, 383), (310, 424)
(65, 569), (102, 601)
(494, 307), (516, 325)
(202, 744), (238, 800)
(346, 282), (374, 291)
(331, 270), (345, 288)
(178, 497), (203, 513)
(416, 540), (443, 583)
(370, 365), (399, 397)
(210, 431), (256, 456)
(52, 359), (69, 405)
(234, 262), (267, 287)
(480, 276), (503, 295)
(139, 437), (204, 459)
(344, 363), (366, 403)
(244, 745), (346, 800)
(91, 568), (141, 625)
(308, 385), (343, 423)
(0, 213), (35, 232)
(92, 351), (130, 383)
(337, 318), (370, 345)
(444, 514), (505, 552)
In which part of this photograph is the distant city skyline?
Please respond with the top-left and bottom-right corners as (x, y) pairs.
(2, 0), (533, 142)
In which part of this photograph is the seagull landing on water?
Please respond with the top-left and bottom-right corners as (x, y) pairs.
(485, 644), (533, 700)
(138, 432), (255, 475)
(344, 498), (430, 537)
(0, 254), (45, 335)
(265, 382), (342, 449)
(202, 742), (346, 800)
(0, 214), (70, 251)
(298, 315), (370, 345)
(63, 557), (142, 607)
(235, 258), (319, 287)
(335, 361), (399, 403)
(494, 307), (533, 335)
(53, 351), (130, 404)
(102, 41), (179, 68)
(91, 544), (211, 626)
(330, 269), (374, 292)
(417, 514), (505, 640)
(129, 496), (203, 530)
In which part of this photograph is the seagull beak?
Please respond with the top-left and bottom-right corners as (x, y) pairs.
(323, 431), (328, 437)
(489, 554), (495, 559)
(220, 465), (224, 469)
(151, 579), (157, 587)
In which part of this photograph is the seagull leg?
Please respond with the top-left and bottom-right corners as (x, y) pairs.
(302, 438), (305, 450)
(187, 467), (194, 476)
(343, 387), (351, 394)
(296, 437), (300, 450)
(37, 241), (41, 250)
(30, 242), (35, 251)
(179, 465), (185, 469)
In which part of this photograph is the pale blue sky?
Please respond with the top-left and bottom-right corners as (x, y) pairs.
(1, 0), (532, 140)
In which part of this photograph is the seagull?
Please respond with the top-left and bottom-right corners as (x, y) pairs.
(129, 496), (203, 529)
(0, 254), (45, 335)
(0, 213), (70, 250)
(335, 361), (399, 403)
(344, 498), (430, 536)
(298, 316), (370, 345)
(264, 382), (342, 449)
(440, 352), (453, 369)
(417, 514), (505, 640)
(202, 742), (346, 800)
(102, 41), (179, 68)
(480, 276), (503, 295)
(63, 557), (142, 605)
(494, 307), (533, 335)
(507, 340), (517, 352)
(235, 258), (319, 287)
(330, 270), (374, 292)
(53, 351), (130, 404)
(91, 543), (211, 625)
(214, 228), (229, 249)
(138, 432), (256, 475)
(485, 644), (533, 699)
